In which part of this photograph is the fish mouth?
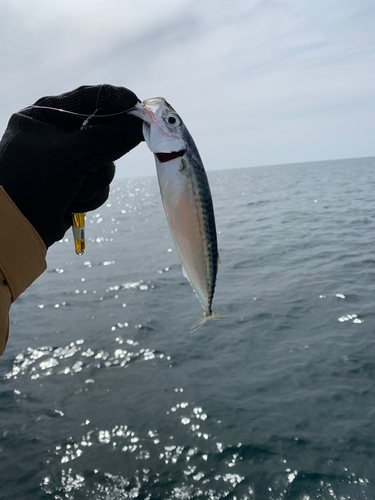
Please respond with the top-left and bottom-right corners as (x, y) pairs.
(156, 150), (186, 163)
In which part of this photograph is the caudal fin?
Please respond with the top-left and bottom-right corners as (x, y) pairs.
(190, 311), (227, 333)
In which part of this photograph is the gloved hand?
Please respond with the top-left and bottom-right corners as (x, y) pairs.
(0, 84), (144, 248)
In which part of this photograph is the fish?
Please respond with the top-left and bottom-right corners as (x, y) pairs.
(129, 97), (226, 332)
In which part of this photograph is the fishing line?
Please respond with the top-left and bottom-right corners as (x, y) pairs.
(19, 84), (136, 124)
(19, 105), (136, 120)
(80, 83), (104, 129)
(20, 105), (89, 118)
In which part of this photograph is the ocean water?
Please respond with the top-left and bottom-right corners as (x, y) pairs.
(1, 157), (375, 499)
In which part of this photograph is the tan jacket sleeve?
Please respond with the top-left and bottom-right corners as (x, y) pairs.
(0, 187), (47, 355)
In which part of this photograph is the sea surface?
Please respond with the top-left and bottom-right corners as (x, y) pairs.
(1, 157), (375, 499)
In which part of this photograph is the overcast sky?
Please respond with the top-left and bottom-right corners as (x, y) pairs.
(1, 0), (374, 178)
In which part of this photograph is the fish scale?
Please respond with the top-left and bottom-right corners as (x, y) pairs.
(192, 170), (217, 312)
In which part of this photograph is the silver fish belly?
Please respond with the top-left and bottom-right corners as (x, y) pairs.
(129, 98), (226, 332)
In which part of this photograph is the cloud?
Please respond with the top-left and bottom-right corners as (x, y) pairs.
(0, 0), (374, 178)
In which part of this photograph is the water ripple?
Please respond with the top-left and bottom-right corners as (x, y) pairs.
(3, 162), (375, 499)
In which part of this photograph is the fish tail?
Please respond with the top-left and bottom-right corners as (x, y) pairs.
(190, 311), (227, 333)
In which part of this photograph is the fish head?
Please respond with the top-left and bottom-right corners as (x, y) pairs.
(142, 97), (185, 154)
(128, 97), (203, 166)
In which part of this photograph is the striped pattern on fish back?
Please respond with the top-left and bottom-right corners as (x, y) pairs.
(192, 158), (219, 314)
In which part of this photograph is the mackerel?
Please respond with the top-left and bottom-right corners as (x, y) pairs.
(129, 98), (225, 332)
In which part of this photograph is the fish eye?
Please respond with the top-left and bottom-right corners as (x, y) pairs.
(164, 113), (181, 126)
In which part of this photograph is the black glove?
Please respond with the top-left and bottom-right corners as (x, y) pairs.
(0, 84), (144, 248)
